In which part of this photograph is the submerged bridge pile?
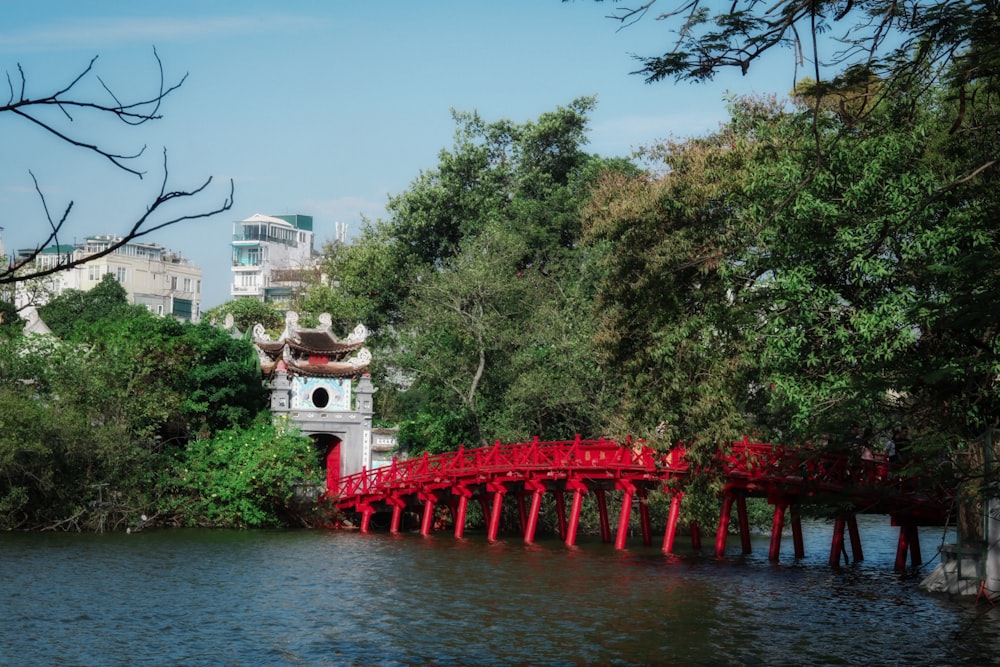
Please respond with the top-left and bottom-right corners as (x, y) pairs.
(331, 437), (952, 570)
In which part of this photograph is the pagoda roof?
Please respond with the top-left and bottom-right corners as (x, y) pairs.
(287, 334), (365, 356)
(286, 359), (368, 379)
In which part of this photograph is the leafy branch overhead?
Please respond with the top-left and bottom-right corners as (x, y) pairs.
(0, 48), (233, 286)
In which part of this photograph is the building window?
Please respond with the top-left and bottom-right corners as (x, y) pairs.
(183, 277), (191, 292)
(156, 304), (164, 315)
(171, 276), (178, 290)
(116, 267), (127, 283)
(196, 280), (201, 294)
(88, 265), (101, 281)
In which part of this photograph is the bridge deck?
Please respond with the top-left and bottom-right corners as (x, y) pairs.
(330, 437), (952, 569)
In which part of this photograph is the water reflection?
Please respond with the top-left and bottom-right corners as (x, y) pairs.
(2, 519), (1000, 666)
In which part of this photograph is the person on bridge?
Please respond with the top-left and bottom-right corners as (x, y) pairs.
(893, 426), (912, 466)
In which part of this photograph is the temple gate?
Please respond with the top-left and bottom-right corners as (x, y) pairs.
(252, 312), (384, 495)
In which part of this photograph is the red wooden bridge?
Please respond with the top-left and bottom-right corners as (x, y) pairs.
(330, 436), (953, 570)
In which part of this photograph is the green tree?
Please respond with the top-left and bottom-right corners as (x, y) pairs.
(163, 418), (322, 528)
(343, 99), (621, 450)
(37, 273), (142, 338)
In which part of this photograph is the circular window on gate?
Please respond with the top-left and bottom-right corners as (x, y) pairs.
(311, 387), (330, 408)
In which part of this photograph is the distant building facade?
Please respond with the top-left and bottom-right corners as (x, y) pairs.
(230, 213), (317, 303)
(13, 235), (202, 320)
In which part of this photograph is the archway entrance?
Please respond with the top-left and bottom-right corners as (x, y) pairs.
(312, 434), (342, 496)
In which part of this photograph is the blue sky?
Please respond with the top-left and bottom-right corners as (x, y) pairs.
(0, 1), (795, 308)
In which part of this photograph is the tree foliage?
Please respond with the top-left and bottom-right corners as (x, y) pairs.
(305, 99), (624, 451)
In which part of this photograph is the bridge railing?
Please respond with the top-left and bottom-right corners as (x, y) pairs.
(334, 436), (694, 499)
(334, 436), (902, 503)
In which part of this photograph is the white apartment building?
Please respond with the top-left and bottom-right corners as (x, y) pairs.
(14, 235), (202, 321)
(230, 213), (316, 302)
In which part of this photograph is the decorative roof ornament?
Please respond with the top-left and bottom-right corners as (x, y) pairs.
(251, 311), (371, 379)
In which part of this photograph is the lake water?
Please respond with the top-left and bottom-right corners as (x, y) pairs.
(3, 516), (1000, 666)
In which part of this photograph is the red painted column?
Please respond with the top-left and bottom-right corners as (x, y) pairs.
(847, 514), (864, 562)
(715, 492), (734, 558)
(596, 489), (611, 544)
(566, 484), (586, 547)
(523, 483), (545, 545)
(663, 492), (682, 554)
(830, 516), (847, 567)
(768, 501), (787, 562)
(737, 494), (752, 555)
(487, 484), (506, 542)
(419, 493), (436, 536)
(360, 505), (374, 533)
(454, 494), (468, 539)
(389, 502), (403, 534)
(615, 484), (634, 550)
(894, 523), (909, 571)
(691, 523), (702, 550)
(791, 504), (805, 559)
(554, 490), (568, 541)
(638, 487), (652, 547)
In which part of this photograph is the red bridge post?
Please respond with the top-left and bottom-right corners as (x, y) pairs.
(768, 500), (787, 562)
(388, 496), (405, 534)
(737, 493), (752, 555)
(830, 516), (847, 566)
(565, 480), (587, 547)
(790, 503), (805, 559)
(663, 491), (683, 554)
(419, 491), (438, 536)
(847, 514), (864, 562)
(615, 481), (635, 550)
(638, 487), (652, 547)
(523, 481), (546, 545)
(715, 492), (734, 558)
(453, 486), (474, 539)
(487, 482), (507, 542)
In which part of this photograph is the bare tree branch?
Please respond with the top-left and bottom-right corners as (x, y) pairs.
(1, 50), (232, 290)
(2, 151), (234, 285)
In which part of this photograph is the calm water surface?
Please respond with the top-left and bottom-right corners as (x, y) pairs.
(3, 516), (999, 666)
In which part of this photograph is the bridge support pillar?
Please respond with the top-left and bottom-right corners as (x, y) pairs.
(737, 494), (752, 555)
(487, 482), (507, 542)
(565, 481), (587, 547)
(359, 504), (374, 534)
(830, 516), (848, 566)
(453, 485), (474, 539)
(895, 519), (922, 570)
(419, 491), (438, 536)
(523, 481), (546, 545)
(516, 492), (528, 537)
(769, 501), (787, 562)
(791, 504), (805, 559)
(388, 497), (405, 534)
(596, 489), (612, 544)
(847, 514), (864, 562)
(615, 481), (635, 550)
(663, 491), (683, 554)
(715, 493), (735, 558)
(691, 522), (702, 550)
